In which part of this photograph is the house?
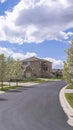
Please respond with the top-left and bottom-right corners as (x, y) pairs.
(22, 56), (52, 78)
(52, 69), (63, 77)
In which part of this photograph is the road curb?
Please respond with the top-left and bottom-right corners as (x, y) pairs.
(59, 85), (73, 126)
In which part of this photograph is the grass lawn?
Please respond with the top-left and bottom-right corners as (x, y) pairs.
(0, 84), (8, 87)
(0, 86), (20, 91)
(65, 93), (73, 108)
(20, 78), (50, 83)
(20, 77), (62, 83)
(66, 85), (73, 89)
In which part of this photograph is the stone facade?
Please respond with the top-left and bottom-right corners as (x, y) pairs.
(22, 57), (52, 78)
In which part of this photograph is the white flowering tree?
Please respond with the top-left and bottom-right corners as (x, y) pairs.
(5, 57), (15, 86)
(63, 40), (73, 85)
(0, 54), (6, 88)
(0, 54), (24, 88)
(6, 58), (23, 87)
(11, 59), (23, 86)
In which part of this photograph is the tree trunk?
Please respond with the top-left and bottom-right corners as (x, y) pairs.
(9, 80), (11, 87)
(16, 80), (18, 87)
(1, 80), (3, 89)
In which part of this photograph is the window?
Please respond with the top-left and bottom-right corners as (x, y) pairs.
(27, 61), (31, 65)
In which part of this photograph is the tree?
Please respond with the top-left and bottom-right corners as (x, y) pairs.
(12, 59), (23, 86)
(6, 58), (23, 87)
(0, 54), (6, 88)
(63, 40), (73, 85)
(5, 57), (15, 86)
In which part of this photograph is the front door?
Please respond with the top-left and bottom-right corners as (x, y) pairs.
(26, 72), (31, 78)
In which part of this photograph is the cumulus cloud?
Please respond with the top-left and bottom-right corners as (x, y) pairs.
(44, 57), (64, 69)
(12, 52), (37, 60)
(0, 47), (13, 57)
(0, 46), (63, 68)
(0, 47), (37, 60)
(0, 0), (73, 44)
(0, 0), (6, 3)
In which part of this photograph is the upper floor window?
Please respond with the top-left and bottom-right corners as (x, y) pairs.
(27, 61), (31, 65)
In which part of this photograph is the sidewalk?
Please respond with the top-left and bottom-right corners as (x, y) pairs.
(0, 82), (39, 87)
(59, 86), (73, 126)
(0, 82), (39, 94)
(0, 91), (5, 94)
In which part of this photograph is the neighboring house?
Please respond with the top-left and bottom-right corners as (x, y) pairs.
(52, 69), (63, 77)
(22, 56), (52, 78)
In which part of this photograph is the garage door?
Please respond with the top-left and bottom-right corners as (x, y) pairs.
(26, 72), (31, 78)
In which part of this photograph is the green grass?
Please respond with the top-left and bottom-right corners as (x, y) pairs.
(0, 86), (18, 91)
(65, 93), (73, 108)
(66, 85), (73, 89)
(20, 78), (50, 83)
(0, 84), (8, 87)
(20, 77), (62, 83)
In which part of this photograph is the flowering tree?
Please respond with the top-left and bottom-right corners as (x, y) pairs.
(63, 40), (73, 85)
(12, 59), (23, 86)
(0, 54), (6, 88)
(0, 53), (24, 88)
(6, 57), (23, 87)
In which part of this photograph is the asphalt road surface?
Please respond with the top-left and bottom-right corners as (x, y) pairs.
(0, 80), (73, 130)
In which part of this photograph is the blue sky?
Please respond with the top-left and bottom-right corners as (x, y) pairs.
(0, 0), (73, 69)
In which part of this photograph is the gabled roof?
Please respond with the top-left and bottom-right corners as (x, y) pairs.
(22, 56), (39, 62)
(22, 56), (52, 63)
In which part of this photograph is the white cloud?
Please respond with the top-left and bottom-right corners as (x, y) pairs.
(0, 46), (63, 68)
(0, 0), (6, 3)
(12, 52), (37, 60)
(44, 57), (64, 69)
(0, 0), (73, 44)
(0, 47), (13, 57)
(0, 47), (37, 60)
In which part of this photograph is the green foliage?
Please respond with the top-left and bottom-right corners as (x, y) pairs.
(0, 54), (6, 88)
(13, 59), (23, 80)
(63, 40), (73, 85)
(0, 54), (24, 87)
(0, 54), (6, 80)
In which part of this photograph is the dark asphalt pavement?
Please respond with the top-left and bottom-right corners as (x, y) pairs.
(0, 80), (73, 130)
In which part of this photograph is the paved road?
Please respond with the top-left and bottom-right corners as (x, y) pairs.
(0, 80), (73, 130)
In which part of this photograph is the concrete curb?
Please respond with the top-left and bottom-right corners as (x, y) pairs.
(59, 85), (73, 126)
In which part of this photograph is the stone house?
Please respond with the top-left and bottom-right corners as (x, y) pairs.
(22, 56), (52, 78)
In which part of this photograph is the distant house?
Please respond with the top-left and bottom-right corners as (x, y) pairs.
(52, 69), (63, 77)
(22, 56), (52, 78)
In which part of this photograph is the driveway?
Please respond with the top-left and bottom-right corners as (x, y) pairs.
(0, 80), (73, 130)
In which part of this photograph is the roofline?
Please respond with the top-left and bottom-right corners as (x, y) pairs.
(22, 56), (52, 63)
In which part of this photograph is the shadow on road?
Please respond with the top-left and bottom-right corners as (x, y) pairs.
(0, 98), (8, 101)
(19, 86), (34, 89)
(6, 90), (22, 93)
